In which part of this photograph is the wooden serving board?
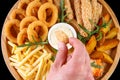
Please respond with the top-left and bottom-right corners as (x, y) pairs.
(1, 0), (120, 80)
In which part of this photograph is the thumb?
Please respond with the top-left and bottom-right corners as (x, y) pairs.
(54, 42), (68, 68)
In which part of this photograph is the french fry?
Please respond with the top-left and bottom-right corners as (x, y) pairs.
(9, 57), (18, 63)
(27, 64), (39, 77)
(86, 35), (97, 54)
(90, 51), (113, 64)
(106, 27), (119, 39)
(17, 69), (27, 80)
(8, 41), (17, 54)
(35, 58), (44, 80)
(9, 41), (54, 80)
(96, 39), (119, 51)
(24, 47), (32, 56)
(41, 62), (47, 75)
(18, 46), (43, 67)
(14, 46), (27, 54)
(32, 53), (47, 67)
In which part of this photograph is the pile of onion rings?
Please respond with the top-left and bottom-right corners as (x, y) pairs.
(20, 16), (37, 30)
(17, 28), (28, 45)
(26, 0), (41, 17)
(38, 2), (58, 27)
(4, 0), (58, 45)
(27, 21), (48, 42)
(10, 8), (26, 21)
(4, 19), (20, 43)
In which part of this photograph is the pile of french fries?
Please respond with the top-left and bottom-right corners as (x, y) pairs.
(8, 41), (53, 80)
(86, 13), (119, 64)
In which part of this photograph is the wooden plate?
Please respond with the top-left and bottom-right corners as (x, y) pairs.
(1, 0), (120, 80)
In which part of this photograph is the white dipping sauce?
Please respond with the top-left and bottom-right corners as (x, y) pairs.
(48, 23), (77, 50)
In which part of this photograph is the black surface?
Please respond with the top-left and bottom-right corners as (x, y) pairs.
(0, 0), (120, 80)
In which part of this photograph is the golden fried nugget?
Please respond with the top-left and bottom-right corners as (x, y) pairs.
(55, 30), (69, 44)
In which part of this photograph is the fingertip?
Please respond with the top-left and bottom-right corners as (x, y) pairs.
(58, 41), (67, 50)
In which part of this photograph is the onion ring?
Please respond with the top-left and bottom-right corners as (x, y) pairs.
(18, 0), (30, 10)
(38, 2), (58, 27)
(9, 9), (26, 21)
(36, 0), (53, 4)
(17, 28), (28, 45)
(27, 21), (48, 42)
(20, 16), (37, 31)
(4, 19), (20, 43)
(26, 1), (41, 18)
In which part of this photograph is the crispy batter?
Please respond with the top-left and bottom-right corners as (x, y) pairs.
(74, 0), (82, 25)
(81, 0), (93, 31)
(27, 21), (48, 42)
(4, 19), (20, 43)
(18, 0), (30, 10)
(74, 0), (87, 37)
(10, 8), (26, 21)
(91, 0), (102, 25)
(17, 28), (28, 45)
(38, 2), (58, 27)
(26, 0), (41, 18)
(20, 16), (37, 31)
(53, 0), (60, 13)
(39, 0), (53, 4)
(64, 0), (74, 19)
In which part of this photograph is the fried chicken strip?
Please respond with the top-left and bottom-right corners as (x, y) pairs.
(91, 0), (102, 25)
(81, 0), (93, 31)
(74, 0), (88, 37)
(64, 0), (74, 19)
(74, 0), (83, 25)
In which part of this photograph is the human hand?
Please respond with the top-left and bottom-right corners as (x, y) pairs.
(46, 37), (94, 80)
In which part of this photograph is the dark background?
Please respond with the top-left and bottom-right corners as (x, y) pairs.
(0, 0), (120, 80)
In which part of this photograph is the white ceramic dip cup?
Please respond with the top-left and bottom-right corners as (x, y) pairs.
(48, 23), (77, 50)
